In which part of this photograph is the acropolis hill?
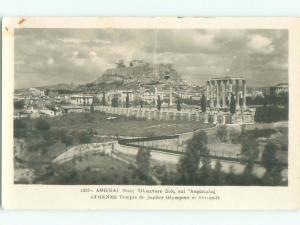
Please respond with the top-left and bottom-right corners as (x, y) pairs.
(95, 59), (182, 85)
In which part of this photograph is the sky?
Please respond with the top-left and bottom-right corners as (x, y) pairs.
(14, 28), (288, 89)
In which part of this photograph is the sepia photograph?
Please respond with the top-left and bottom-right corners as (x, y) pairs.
(2, 17), (300, 210)
(13, 27), (288, 186)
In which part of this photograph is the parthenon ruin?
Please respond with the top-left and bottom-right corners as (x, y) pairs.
(206, 77), (247, 110)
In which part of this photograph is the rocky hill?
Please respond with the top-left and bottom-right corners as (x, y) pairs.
(94, 60), (182, 86)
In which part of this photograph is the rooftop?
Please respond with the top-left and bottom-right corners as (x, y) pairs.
(209, 76), (244, 81)
(61, 105), (83, 109)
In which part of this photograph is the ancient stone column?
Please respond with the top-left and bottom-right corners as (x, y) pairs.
(222, 80), (226, 108)
(204, 113), (208, 123)
(229, 79), (233, 93)
(216, 80), (220, 108)
(206, 81), (210, 100)
(210, 80), (214, 108)
(154, 87), (157, 105)
(169, 86), (173, 106)
(213, 114), (218, 124)
(196, 113), (200, 121)
(242, 79), (247, 109)
(141, 109), (145, 118)
(235, 79), (240, 110)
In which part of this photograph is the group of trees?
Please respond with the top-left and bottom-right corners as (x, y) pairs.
(254, 105), (288, 123)
(177, 131), (210, 184)
(246, 91), (288, 107)
(170, 129), (285, 186)
(120, 126), (285, 186)
(251, 92), (288, 123)
(14, 100), (25, 109)
(14, 116), (94, 149)
(136, 147), (151, 178)
(14, 118), (52, 138)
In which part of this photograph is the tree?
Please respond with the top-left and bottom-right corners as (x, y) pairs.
(92, 96), (101, 105)
(90, 104), (95, 112)
(261, 143), (278, 172)
(78, 131), (92, 144)
(14, 119), (28, 138)
(101, 93), (107, 106)
(178, 131), (208, 184)
(136, 147), (151, 177)
(62, 134), (73, 147)
(35, 119), (51, 131)
(230, 93), (236, 114)
(216, 126), (228, 142)
(125, 93), (130, 108)
(45, 88), (50, 96)
(240, 136), (259, 177)
(111, 96), (118, 107)
(212, 160), (225, 185)
(140, 99), (144, 108)
(14, 100), (25, 109)
(254, 106), (288, 123)
(176, 97), (182, 111)
(200, 94), (207, 113)
(262, 148), (283, 186)
(157, 95), (161, 111)
(261, 142), (283, 186)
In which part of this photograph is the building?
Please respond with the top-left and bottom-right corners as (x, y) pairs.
(70, 95), (93, 106)
(270, 83), (288, 95)
(29, 88), (45, 96)
(40, 109), (56, 118)
(61, 105), (84, 114)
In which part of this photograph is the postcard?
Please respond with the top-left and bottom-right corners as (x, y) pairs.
(2, 17), (300, 209)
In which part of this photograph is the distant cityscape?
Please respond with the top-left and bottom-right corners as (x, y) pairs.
(14, 59), (288, 123)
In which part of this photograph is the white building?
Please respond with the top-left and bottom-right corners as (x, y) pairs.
(70, 95), (93, 106)
(61, 105), (84, 114)
(270, 83), (288, 94)
(40, 109), (56, 118)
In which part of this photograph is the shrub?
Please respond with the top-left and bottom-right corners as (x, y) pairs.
(14, 119), (27, 129)
(62, 134), (74, 146)
(261, 142), (278, 172)
(14, 100), (25, 109)
(14, 119), (28, 138)
(247, 128), (277, 138)
(35, 119), (51, 131)
(216, 126), (228, 142)
(77, 131), (92, 144)
(255, 106), (288, 123)
(229, 129), (241, 144)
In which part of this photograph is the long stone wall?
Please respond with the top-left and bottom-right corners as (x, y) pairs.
(94, 106), (255, 124)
